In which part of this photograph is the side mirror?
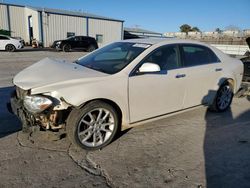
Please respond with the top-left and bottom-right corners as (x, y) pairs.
(139, 63), (161, 73)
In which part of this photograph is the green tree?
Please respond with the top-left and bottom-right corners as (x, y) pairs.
(191, 26), (200, 32)
(180, 24), (192, 34)
(215, 28), (222, 33)
(0, 29), (11, 36)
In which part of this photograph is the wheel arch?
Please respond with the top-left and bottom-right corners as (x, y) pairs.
(219, 78), (235, 93)
(5, 43), (16, 50)
(78, 98), (123, 128)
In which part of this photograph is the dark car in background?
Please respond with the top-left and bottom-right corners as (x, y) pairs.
(241, 37), (250, 82)
(242, 59), (250, 82)
(51, 36), (98, 52)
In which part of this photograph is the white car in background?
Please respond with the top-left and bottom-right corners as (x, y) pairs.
(0, 35), (24, 52)
(9, 39), (243, 150)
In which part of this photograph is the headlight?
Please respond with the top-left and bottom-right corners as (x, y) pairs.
(56, 41), (61, 45)
(23, 95), (52, 113)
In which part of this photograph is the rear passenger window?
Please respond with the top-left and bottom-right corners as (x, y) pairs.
(142, 45), (180, 71)
(74, 37), (81, 41)
(181, 44), (220, 67)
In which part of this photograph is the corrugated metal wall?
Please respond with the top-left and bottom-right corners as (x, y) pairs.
(42, 13), (87, 47)
(88, 18), (122, 47)
(0, 4), (9, 30)
(1, 3), (123, 48)
(25, 8), (40, 42)
(9, 6), (26, 38)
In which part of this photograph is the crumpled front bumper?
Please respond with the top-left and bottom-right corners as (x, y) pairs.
(7, 87), (67, 131)
(7, 91), (35, 131)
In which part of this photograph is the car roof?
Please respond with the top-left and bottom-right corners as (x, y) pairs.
(74, 36), (92, 38)
(122, 38), (208, 46)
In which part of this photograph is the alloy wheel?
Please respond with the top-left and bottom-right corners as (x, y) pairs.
(77, 108), (115, 147)
(217, 85), (233, 110)
(6, 45), (15, 52)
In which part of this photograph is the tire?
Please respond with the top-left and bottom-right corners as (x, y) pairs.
(244, 51), (250, 56)
(87, 45), (96, 52)
(5, 44), (16, 52)
(209, 82), (234, 112)
(66, 101), (119, 150)
(62, 44), (71, 52)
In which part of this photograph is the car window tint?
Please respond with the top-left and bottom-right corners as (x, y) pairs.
(77, 42), (148, 74)
(182, 44), (220, 67)
(94, 47), (127, 61)
(74, 37), (81, 41)
(143, 45), (179, 71)
(83, 37), (91, 40)
(0, 36), (9, 40)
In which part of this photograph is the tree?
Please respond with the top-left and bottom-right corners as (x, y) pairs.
(215, 28), (222, 33)
(191, 27), (200, 32)
(180, 24), (192, 34)
(180, 24), (200, 34)
(0, 29), (11, 36)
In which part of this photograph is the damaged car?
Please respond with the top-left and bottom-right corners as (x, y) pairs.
(9, 39), (243, 150)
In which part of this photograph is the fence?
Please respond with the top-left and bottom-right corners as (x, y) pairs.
(211, 44), (249, 56)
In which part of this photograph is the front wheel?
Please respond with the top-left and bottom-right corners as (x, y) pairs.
(209, 82), (233, 112)
(67, 101), (119, 150)
(62, 44), (71, 52)
(5, 44), (16, 52)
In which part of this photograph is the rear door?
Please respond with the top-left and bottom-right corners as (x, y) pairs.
(179, 44), (222, 108)
(81, 37), (91, 49)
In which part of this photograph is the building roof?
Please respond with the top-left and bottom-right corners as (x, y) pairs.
(30, 7), (124, 22)
(0, 2), (124, 22)
(124, 27), (162, 35)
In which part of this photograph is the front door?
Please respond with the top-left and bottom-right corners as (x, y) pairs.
(128, 44), (186, 123)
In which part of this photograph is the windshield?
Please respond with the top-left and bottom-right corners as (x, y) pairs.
(66, 36), (75, 40)
(76, 42), (150, 74)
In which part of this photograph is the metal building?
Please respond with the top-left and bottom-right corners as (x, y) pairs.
(124, 27), (163, 38)
(0, 2), (124, 47)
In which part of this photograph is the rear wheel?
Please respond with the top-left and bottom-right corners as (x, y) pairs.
(87, 45), (96, 52)
(209, 82), (233, 112)
(63, 44), (71, 52)
(5, 44), (16, 52)
(67, 101), (119, 150)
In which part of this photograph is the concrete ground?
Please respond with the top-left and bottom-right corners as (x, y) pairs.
(0, 49), (250, 188)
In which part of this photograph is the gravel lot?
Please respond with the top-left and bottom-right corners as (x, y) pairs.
(0, 49), (250, 188)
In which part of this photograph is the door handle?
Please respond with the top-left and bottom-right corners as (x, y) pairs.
(215, 68), (223, 72)
(176, 74), (186, 78)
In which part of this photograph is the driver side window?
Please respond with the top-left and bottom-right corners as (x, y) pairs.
(142, 45), (179, 72)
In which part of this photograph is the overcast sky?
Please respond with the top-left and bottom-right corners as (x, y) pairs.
(3, 0), (250, 33)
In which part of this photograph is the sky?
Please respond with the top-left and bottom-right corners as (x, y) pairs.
(2, 0), (250, 33)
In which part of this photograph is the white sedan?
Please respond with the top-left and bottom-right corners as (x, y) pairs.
(9, 39), (243, 150)
(0, 35), (24, 52)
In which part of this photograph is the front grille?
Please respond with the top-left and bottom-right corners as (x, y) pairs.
(16, 87), (28, 100)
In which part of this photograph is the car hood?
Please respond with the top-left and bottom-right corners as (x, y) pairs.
(13, 57), (108, 90)
(53, 40), (63, 43)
